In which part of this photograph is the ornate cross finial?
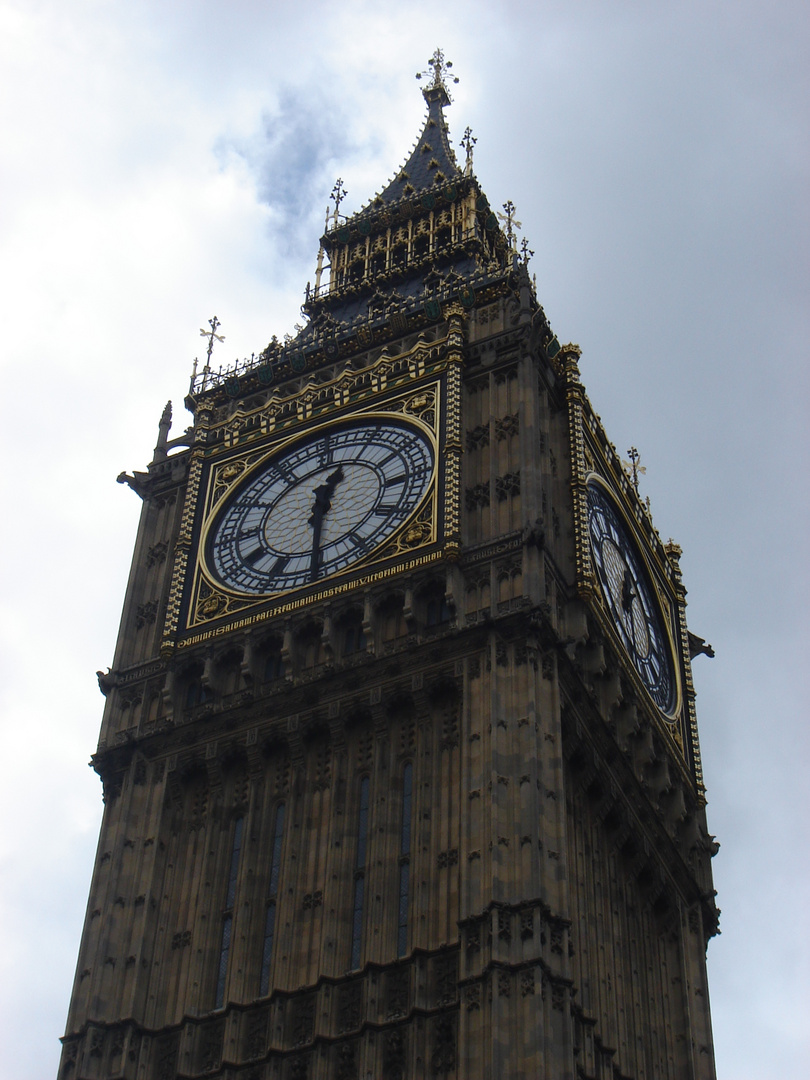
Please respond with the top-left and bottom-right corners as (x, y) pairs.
(624, 446), (647, 492)
(520, 237), (534, 265)
(200, 316), (225, 364)
(416, 48), (459, 100)
(329, 178), (348, 227)
(498, 200), (522, 250)
(461, 126), (477, 174)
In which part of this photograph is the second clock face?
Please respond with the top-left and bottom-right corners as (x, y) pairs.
(587, 481), (676, 713)
(207, 419), (434, 596)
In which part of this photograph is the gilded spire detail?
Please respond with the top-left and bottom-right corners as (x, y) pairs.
(416, 47), (459, 105)
(200, 315), (225, 365)
(461, 126), (477, 175)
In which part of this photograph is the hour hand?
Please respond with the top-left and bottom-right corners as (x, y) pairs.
(621, 568), (636, 612)
(308, 465), (345, 581)
(308, 465), (345, 526)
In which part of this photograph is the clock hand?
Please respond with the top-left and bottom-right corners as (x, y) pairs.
(619, 566), (639, 648)
(621, 567), (636, 612)
(307, 465), (345, 582)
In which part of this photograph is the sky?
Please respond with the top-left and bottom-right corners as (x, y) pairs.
(0, 1), (807, 1077)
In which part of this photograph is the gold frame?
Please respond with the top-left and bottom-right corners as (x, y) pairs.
(584, 473), (684, 727)
(179, 379), (447, 644)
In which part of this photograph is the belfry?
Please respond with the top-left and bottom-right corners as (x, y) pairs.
(61, 51), (718, 1080)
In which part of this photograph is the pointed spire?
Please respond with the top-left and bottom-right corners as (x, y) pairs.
(351, 49), (462, 215)
(152, 401), (172, 463)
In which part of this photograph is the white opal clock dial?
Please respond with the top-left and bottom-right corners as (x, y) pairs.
(208, 419), (434, 596)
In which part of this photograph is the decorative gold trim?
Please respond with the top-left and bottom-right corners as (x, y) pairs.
(205, 329), (455, 452)
(183, 379), (446, 634)
(177, 548), (445, 647)
(161, 401), (214, 653)
(561, 345), (593, 600)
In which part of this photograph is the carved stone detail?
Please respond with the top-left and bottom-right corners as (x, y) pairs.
(135, 600), (158, 629)
(386, 967), (409, 1019)
(383, 1028), (406, 1080)
(337, 981), (362, 1033)
(430, 1015), (457, 1075)
(146, 541), (168, 567)
(495, 412), (519, 440)
(291, 994), (315, 1047)
(495, 471), (520, 501)
(465, 481), (490, 510)
(465, 424), (490, 450)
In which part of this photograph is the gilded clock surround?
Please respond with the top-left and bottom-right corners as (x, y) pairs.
(161, 321), (466, 649)
(190, 400), (440, 626)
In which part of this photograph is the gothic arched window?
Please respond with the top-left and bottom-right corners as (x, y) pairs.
(378, 595), (407, 644)
(425, 594), (452, 628)
(340, 608), (366, 657)
(263, 651), (285, 683)
(183, 662), (211, 709)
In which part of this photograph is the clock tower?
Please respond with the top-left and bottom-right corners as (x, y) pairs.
(61, 52), (718, 1080)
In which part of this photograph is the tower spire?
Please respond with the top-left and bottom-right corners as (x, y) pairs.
(416, 47), (460, 106)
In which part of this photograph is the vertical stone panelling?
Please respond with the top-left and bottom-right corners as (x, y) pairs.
(564, 778), (712, 1080)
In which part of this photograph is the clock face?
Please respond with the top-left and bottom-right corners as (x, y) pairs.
(207, 419), (434, 596)
(587, 482), (676, 713)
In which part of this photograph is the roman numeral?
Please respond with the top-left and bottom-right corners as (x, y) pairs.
(347, 533), (369, 552)
(268, 555), (290, 578)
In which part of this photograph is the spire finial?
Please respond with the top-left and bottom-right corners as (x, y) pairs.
(416, 48), (459, 105)
(152, 401), (173, 463)
(623, 446), (647, 492)
(200, 316), (225, 365)
(329, 178), (348, 228)
(461, 126), (477, 175)
(498, 200), (522, 251)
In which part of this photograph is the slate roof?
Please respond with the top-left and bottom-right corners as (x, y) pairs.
(353, 85), (463, 216)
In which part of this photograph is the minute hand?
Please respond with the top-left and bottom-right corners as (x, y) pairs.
(307, 465), (345, 582)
